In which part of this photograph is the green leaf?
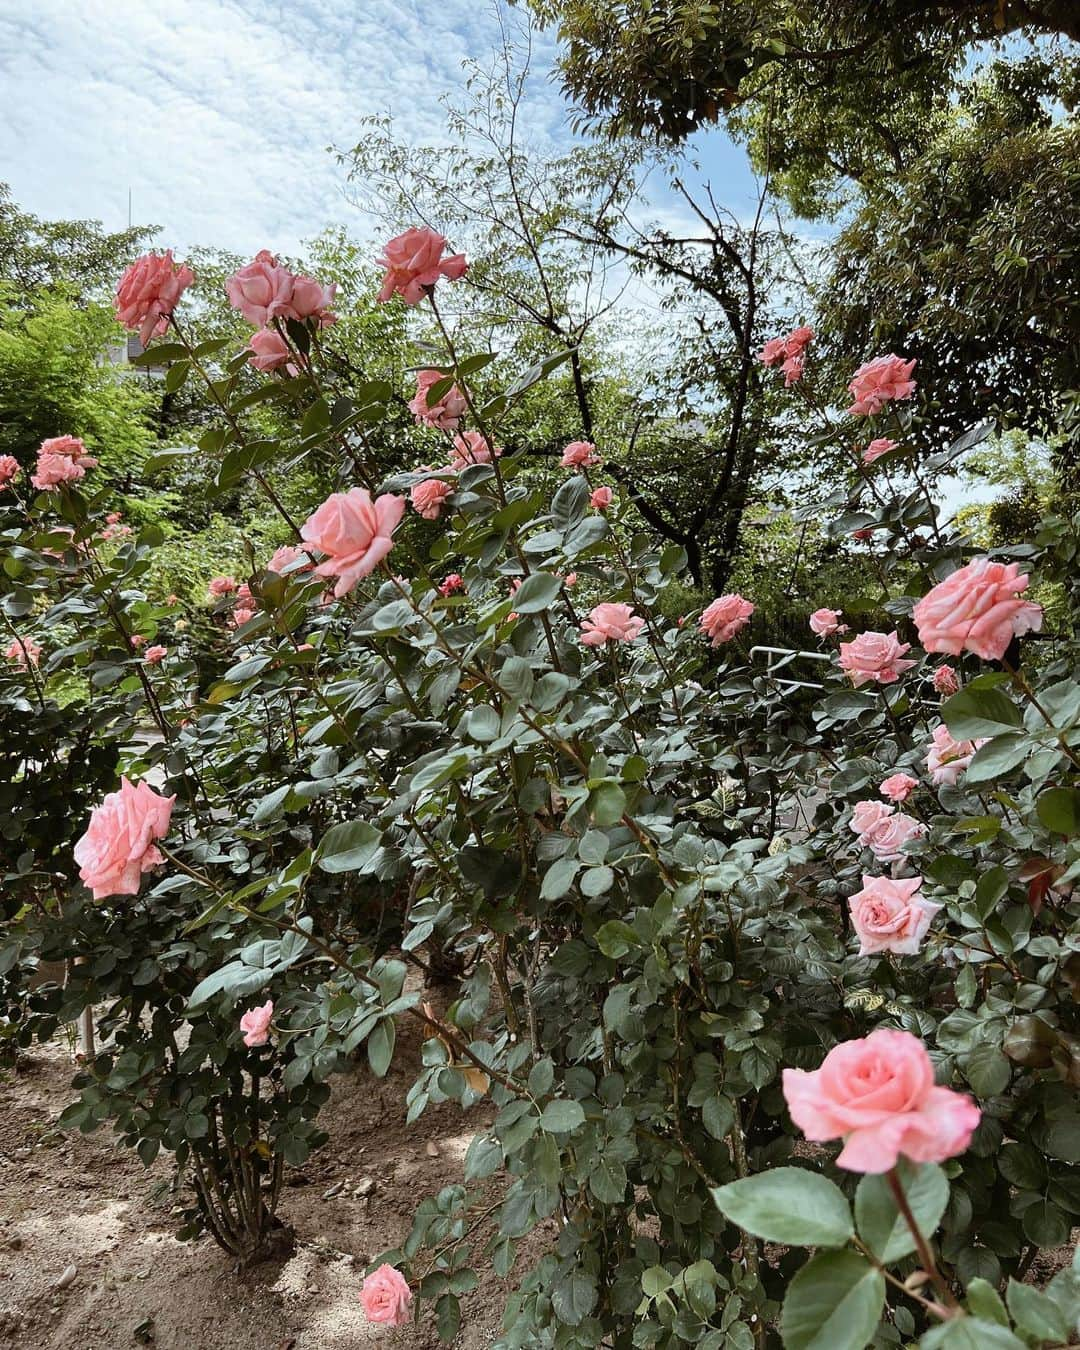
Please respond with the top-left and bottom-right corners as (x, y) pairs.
(589, 781), (626, 827)
(540, 857), (579, 900)
(512, 571), (563, 614)
(595, 920), (638, 958)
(539, 1099), (585, 1133)
(550, 1267), (597, 1327)
(712, 1168), (854, 1248)
(316, 820), (383, 873)
(965, 733), (1030, 784)
(943, 687), (1022, 739)
(919, 1318), (1026, 1350)
(781, 1250), (884, 1350)
(965, 1278), (1008, 1326)
(367, 1018), (395, 1078)
(1022, 1199), (1070, 1247)
(1005, 1279), (1068, 1343)
(855, 1162), (949, 1263)
(1036, 787), (1080, 836)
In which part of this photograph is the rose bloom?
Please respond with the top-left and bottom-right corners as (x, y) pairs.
(376, 226), (467, 305)
(580, 602), (645, 646)
(932, 664), (959, 696)
(809, 607), (846, 637)
(591, 485), (614, 511)
(410, 476), (454, 521)
(862, 437), (897, 465)
(40, 435), (97, 468)
(301, 488), (405, 598)
(449, 430), (500, 469)
(208, 575), (238, 597)
(408, 370), (468, 430)
(561, 440), (600, 469)
(230, 605), (257, 628)
(439, 573), (464, 597)
(782, 1028), (980, 1172)
(926, 723), (987, 787)
(115, 251), (195, 345)
(248, 329), (293, 372)
(849, 800), (924, 862)
(130, 634), (146, 649)
(849, 875), (941, 957)
(852, 527), (874, 543)
(759, 324), (813, 366)
(5, 635), (41, 668)
(360, 1264), (413, 1327)
(564, 572), (577, 587)
(240, 1000), (274, 1047)
(225, 250), (295, 326)
(838, 631), (915, 687)
(287, 273), (337, 324)
(782, 354), (804, 386)
(0, 454), (20, 487)
(31, 454), (87, 490)
(73, 777), (175, 900)
(266, 544), (313, 576)
(880, 772), (918, 804)
(143, 645), (167, 665)
(846, 354), (917, 417)
(912, 557), (1043, 662)
(236, 583), (252, 603)
(699, 593), (754, 648)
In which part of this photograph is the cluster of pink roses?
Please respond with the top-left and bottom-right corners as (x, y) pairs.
(849, 799), (924, 863)
(408, 369), (468, 431)
(226, 249), (336, 373)
(759, 324), (813, 386)
(30, 436), (97, 491)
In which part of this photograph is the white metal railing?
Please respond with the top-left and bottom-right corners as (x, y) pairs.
(748, 645), (832, 691)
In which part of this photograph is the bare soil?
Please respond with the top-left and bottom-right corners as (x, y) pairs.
(0, 1018), (522, 1350)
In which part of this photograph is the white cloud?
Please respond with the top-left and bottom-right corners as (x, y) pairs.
(0, 0), (568, 256)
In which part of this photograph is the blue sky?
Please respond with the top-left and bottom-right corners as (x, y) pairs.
(0, 0), (760, 258)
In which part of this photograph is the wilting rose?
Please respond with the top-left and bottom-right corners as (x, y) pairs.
(849, 800), (924, 861)
(699, 593), (754, 647)
(838, 631), (915, 687)
(912, 558), (1043, 662)
(781, 1028), (980, 1172)
(759, 324), (813, 366)
(848, 874), (940, 956)
(115, 251), (195, 345)
(410, 476), (454, 521)
(782, 354), (804, 385)
(880, 773), (918, 804)
(301, 488), (405, 597)
(932, 664), (959, 696)
(408, 370), (468, 430)
(359, 1264), (413, 1326)
(376, 226), (467, 305)
(240, 1000), (274, 1047)
(580, 602), (645, 646)
(846, 354), (917, 416)
(926, 723), (987, 786)
(73, 778), (175, 900)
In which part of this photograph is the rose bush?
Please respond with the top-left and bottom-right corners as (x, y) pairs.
(0, 229), (1077, 1350)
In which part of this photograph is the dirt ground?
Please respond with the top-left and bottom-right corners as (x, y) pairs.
(0, 1018), (525, 1350)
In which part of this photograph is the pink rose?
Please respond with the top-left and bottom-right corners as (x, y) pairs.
(248, 329), (294, 372)
(143, 645), (167, 665)
(561, 440), (600, 469)
(376, 226), (468, 305)
(862, 437), (897, 465)
(849, 800), (924, 862)
(782, 1028), (980, 1172)
(439, 573), (464, 596)
(838, 631), (915, 687)
(115, 251), (195, 345)
(130, 635), (146, 649)
(408, 370), (468, 430)
(40, 436), (97, 468)
(410, 477), (454, 521)
(809, 607), (846, 637)
(31, 454), (87, 490)
(359, 1264), (413, 1327)
(4, 635), (41, 668)
(73, 777), (175, 900)
(590, 485), (613, 511)
(287, 274), (337, 324)
(926, 724), (987, 787)
(225, 250), (295, 327)
(699, 593), (754, 647)
(880, 773), (918, 804)
(932, 664), (959, 696)
(564, 572), (577, 587)
(230, 605), (257, 628)
(912, 557), (1043, 662)
(301, 488), (405, 598)
(240, 1000), (274, 1047)
(782, 354), (804, 386)
(759, 337), (788, 366)
(236, 583), (252, 603)
(208, 575), (238, 597)
(266, 544), (313, 576)
(580, 602), (645, 646)
(449, 431), (500, 469)
(846, 354), (917, 417)
(759, 325), (813, 366)
(0, 454), (20, 487)
(849, 875), (941, 956)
